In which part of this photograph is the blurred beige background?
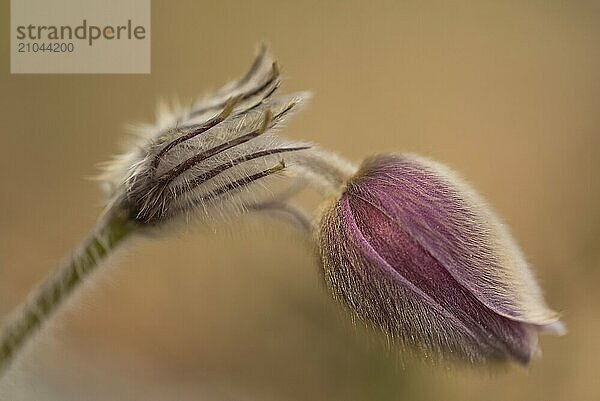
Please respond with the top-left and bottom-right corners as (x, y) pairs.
(1, 0), (599, 400)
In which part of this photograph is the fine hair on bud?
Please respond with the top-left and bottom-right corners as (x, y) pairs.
(317, 153), (564, 365)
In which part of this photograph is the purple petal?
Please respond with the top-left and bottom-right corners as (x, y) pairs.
(318, 154), (563, 363)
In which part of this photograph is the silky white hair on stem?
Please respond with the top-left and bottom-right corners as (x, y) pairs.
(0, 44), (354, 376)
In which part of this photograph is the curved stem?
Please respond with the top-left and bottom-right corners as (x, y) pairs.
(0, 147), (356, 378)
(294, 148), (359, 194)
(0, 211), (135, 377)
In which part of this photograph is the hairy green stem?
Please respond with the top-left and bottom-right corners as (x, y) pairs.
(295, 149), (358, 194)
(0, 211), (135, 377)
(0, 148), (356, 378)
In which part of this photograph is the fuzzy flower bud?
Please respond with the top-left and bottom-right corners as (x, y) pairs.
(317, 154), (564, 364)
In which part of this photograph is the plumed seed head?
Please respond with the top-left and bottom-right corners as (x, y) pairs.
(99, 46), (314, 225)
(317, 154), (564, 364)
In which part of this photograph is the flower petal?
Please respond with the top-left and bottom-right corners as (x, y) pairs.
(348, 154), (561, 328)
(318, 153), (564, 363)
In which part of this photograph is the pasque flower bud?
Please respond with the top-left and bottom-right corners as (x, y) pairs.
(317, 154), (564, 364)
(0, 45), (564, 377)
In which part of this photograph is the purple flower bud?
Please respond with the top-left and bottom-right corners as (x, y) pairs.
(318, 154), (564, 364)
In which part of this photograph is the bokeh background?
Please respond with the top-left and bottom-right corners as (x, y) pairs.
(1, 0), (599, 400)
